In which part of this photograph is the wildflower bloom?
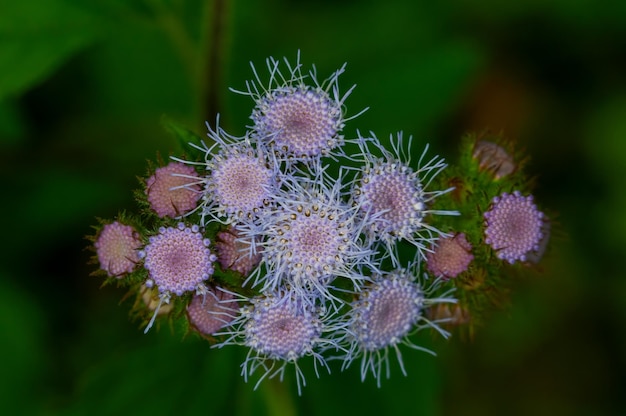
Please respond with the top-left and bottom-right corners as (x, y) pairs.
(342, 270), (452, 386)
(235, 52), (363, 160)
(215, 226), (263, 276)
(249, 176), (374, 304)
(140, 223), (216, 296)
(339, 269), (452, 386)
(187, 287), (239, 336)
(353, 133), (457, 263)
(472, 140), (516, 179)
(253, 87), (342, 158)
(186, 122), (275, 225)
(85, 53), (560, 395)
(146, 162), (201, 218)
(210, 149), (273, 218)
(139, 223), (217, 332)
(94, 221), (142, 277)
(425, 233), (474, 279)
(214, 290), (335, 394)
(483, 191), (545, 263)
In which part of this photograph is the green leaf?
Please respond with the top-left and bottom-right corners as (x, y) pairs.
(0, 99), (26, 144)
(0, 275), (45, 415)
(161, 115), (205, 154)
(0, 0), (101, 99)
(67, 334), (242, 416)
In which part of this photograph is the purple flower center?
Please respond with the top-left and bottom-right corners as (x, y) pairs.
(353, 276), (423, 350)
(142, 224), (215, 296)
(484, 191), (544, 263)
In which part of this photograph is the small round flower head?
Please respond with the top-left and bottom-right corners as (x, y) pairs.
(236, 52), (362, 161)
(189, 121), (276, 225)
(210, 150), (273, 218)
(354, 133), (457, 264)
(187, 287), (238, 336)
(472, 140), (516, 179)
(215, 226), (263, 276)
(94, 221), (142, 277)
(249, 176), (373, 304)
(254, 87), (343, 158)
(139, 223), (216, 296)
(339, 269), (452, 385)
(426, 233), (474, 279)
(214, 290), (335, 395)
(146, 162), (201, 218)
(483, 191), (545, 264)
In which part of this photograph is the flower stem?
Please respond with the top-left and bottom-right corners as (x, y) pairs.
(199, 0), (229, 125)
(149, 0), (229, 126)
(261, 376), (297, 416)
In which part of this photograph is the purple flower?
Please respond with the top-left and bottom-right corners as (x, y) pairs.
(353, 133), (457, 264)
(472, 140), (516, 179)
(483, 191), (545, 263)
(338, 269), (452, 386)
(146, 162), (201, 218)
(140, 223), (216, 296)
(215, 226), (263, 276)
(213, 290), (338, 395)
(254, 88), (343, 158)
(236, 52), (362, 161)
(187, 121), (276, 225)
(187, 287), (239, 336)
(94, 221), (142, 277)
(426, 233), (474, 279)
(246, 176), (374, 306)
(210, 151), (273, 217)
(139, 223), (217, 333)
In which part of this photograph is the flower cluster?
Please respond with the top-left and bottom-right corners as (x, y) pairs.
(89, 54), (550, 393)
(425, 135), (551, 334)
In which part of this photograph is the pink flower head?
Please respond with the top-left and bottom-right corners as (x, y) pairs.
(353, 132), (456, 265)
(209, 151), (273, 219)
(241, 53), (353, 161)
(254, 88), (343, 158)
(95, 221), (142, 277)
(358, 161), (425, 239)
(244, 293), (322, 361)
(338, 269), (448, 386)
(140, 223), (217, 296)
(187, 288), (238, 336)
(426, 233), (474, 279)
(350, 274), (423, 353)
(213, 290), (335, 395)
(146, 162), (201, 218)
(215, 226), (262, 276)
(484, 191), (544, 264)
(472, 141), (516, 179)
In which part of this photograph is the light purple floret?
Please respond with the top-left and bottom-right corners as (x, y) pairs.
(95, 221), (142, 277)
(253, 88), (342, 157)
(140, 223), (216, 296)
(352, 275), (423, 351)
(187, 288), (238, 335)
(484, 191), (544, 264)
(245, 294), (321, 361)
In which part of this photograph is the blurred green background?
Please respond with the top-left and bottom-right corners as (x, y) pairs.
(1, 0), (625, 414)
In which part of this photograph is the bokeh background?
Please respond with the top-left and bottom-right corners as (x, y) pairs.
(2, 0), (625, 414)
